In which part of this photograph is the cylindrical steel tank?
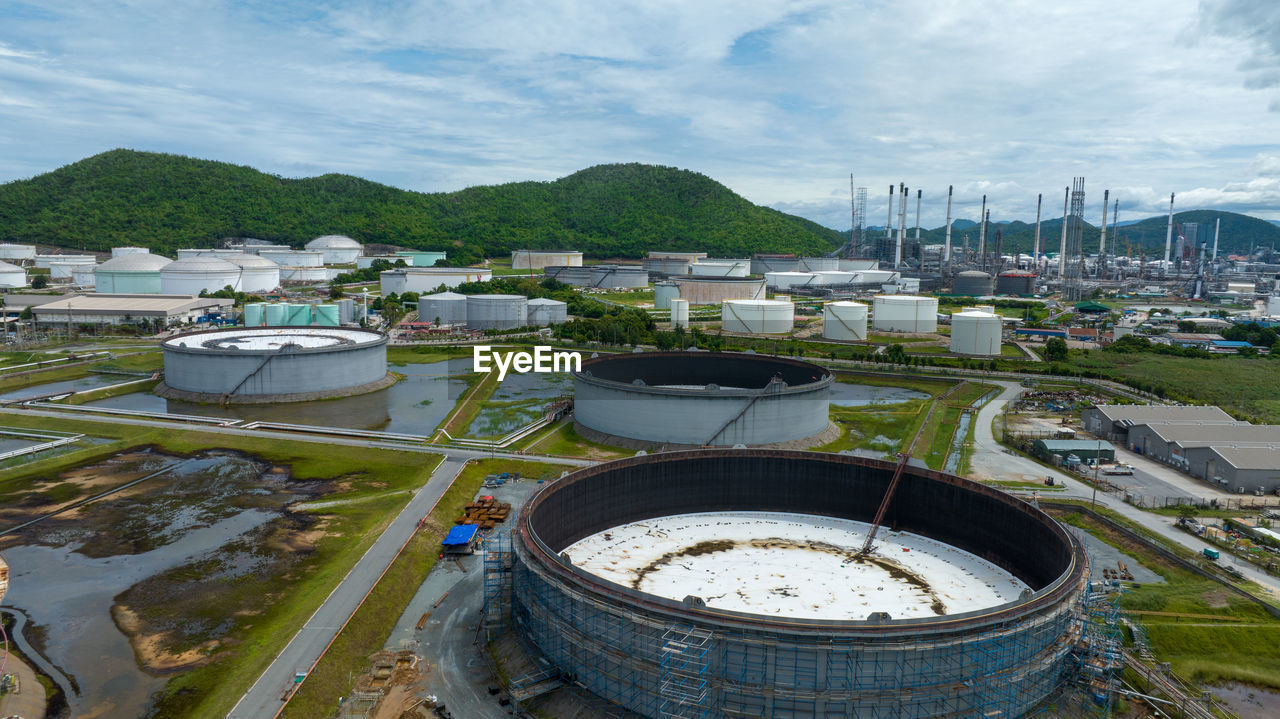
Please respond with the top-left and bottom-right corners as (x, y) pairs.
(512, 450), (1088, 719)
(314, 304), (340, 326)
(672, 276), (765, 305)
(0, 244), (36, 260)
(851, 269), (898, 285)
(764, 271), (816, 289)
(950, 310), (1003, 356)
(996, 271), (1036, 296)
(161, 256), (242, 295)
(279, 266), (329, 283)
(394, 250), (448, 267)
(379, 268), (492, 294)
(526, 298), (568, 326)
(690, 259), (750, 277)
(466, 294), (528, 330)
(285, 304), (313, 326)
(839, 258), (879, 271)
(177, 248), (246, 259)
(34, 254), (95, 269)
(420, 291), (468, 326)
(512, 250), (583, 269)
(572, 353), (831, 446)
(721, 299), (794, 334)
(264, 304), (286, 326)
(71, 263), (95, 287)
(260, 249), (324, 267)
(305, 235), (363, 264)
(244, 303), (265, 327)
(357, 255), (405, 269)
(641, 257), (694, 275)
(50, 259), (95, 279)
(872, 295), (939, 333)
(653, 282), (680, 310)
(94, 253), (173, 294)
(750, 255), (801, 274)
(952, 270), (994, 296)
(796, 257), (840, 271)
(159, 327), (389, 401)
(543, 266), (594, 286)
(111, 246), (150, 258)
(670, 298), (689, 329)
(0, 261), (27, 288)
(823, 301), (869, 340)
(810, 270), (856, 285)
(223, 254), (281, 293)
(589, 265), (649, 288)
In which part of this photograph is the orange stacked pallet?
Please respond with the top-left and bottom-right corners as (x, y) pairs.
(455, 497), (513, 529)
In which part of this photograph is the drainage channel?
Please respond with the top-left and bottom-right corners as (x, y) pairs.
(0, 459), (193, 537)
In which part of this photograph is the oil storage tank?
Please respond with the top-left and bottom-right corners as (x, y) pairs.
(669, 298), (689, 329)
(642, 256), (696, 275)
(306, 235), (363, 264)
(420, 291), (467, 326)
(0, 261), (27, 288)
(159, 327), (390, 402)
(952, 270), (994, 296)
(797, 257), (839, 271)
(264, 303), (286, 326)
(72, 263), (95, 287)
(395, 250), (448, 267)
(589, 265), (648, 288)
(572, 352), (832, 446)
(50, 258), (95, 279)
(527, 298), (568, 326)
(722, 299), (794, 334)
(513, 250), (583, 269)
(872, 295), (938, 333)
(223, 254), (281, 293)
(94, 253), (173, 294)
(510, 450), (1088, 719)
(751, 254), (801, 273)
(764, 271), (816, 290)
(466, 294), (528, 330)
(244, 303), (265, 327)
(690, 259), (750, 277)
(950, 310), (1003, 356)
(111, 246), (150, 258)
(0, 244), (36, 261)
(996, 271), (1036, 296)
(260, 249), (324, 267)
(823, 300), (868, 340)
(672, 276), (765, 305)
(161, 256), (242, 295)
(543, 266), (594, 286)
(380, 267), (492, 293)
(653, 281), (680, 310)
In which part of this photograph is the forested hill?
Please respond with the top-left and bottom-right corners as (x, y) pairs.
(0, 150), (844, 261)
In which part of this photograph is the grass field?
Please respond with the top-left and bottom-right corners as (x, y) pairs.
(522, 420), (632, 460)
(280, 458), (570, 718)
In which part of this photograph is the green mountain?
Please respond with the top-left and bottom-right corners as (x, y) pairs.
(0, 150), (844, 262)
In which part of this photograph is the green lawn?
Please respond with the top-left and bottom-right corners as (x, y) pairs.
(522, 420), (632, 460)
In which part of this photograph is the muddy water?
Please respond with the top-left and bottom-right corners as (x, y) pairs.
(0, 450), (303, 719)
(829, 382), (930, 407)
(1211, 683), (1280, 719)
(0, 372), (123, 402)
(82, 359), (471, 435)
(464, 370), (572, 438)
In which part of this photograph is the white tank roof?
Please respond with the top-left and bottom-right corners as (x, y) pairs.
(97, 253), (174, 272)
(306, 235), (361, 249)
(222, 253), (280, 268)
(527, 298), (567, 306)
(424, 291), (467, 300)
(162, 256), (241, 273)
(0, 260), (23, 272)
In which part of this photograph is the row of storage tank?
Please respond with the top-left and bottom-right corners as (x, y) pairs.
(243, 302), (346, 327)
(418, 292), (568, 330)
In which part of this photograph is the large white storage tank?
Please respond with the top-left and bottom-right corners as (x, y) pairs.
(950, 310), (1003, 356)
(161, 256), (242, 295)
(224, 254), (281, 293)
(872, 295), (939, 333)
(71, 263), (95, 287)
(177, 248), (245, 259)
(381, 267), (492, 294)
(279, 266), (329, 283)
(512, 250), (583, 269)
(670, 298), (690, 329)
(35, 254), (95, 269)
(111, 246), (150, 258)
(797, 257), (840, 272)
(466, 294), (528, 330)
(764, 271), (816, 290)
(810, 271), (856, 286)
(0, 261), (27, 288)
(94, 253), (173, 293)
(690, 260), (750, 277)
(420, 291), (468, 326)
(589, 265), (649, 288)
(823, 301), (868, 340)
(722, 299), (794, 334)
(306, 235), (363, 264)
(0, 244), (36, 261)
(527, 298), (568, 326)
(260, 249), (324, 267)
(50, 258), (96, 279)
(654, 282), (680, 310)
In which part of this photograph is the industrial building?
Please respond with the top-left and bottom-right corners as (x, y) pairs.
(1190, 446), (1280, 495)
(823, 300), (868, 340)
(305, 235), (363, 264)
(721, 298), (794, 334)
(1127, 423), (1280, 466)
(466, 294), (528, 330)
(507, 450), (1088, 719)
(1031, 439), (1116, 464)
(525, 298), (568, 326)
(671, 275), (765, 305)
(158, 327), (390, 403)
(512, 250), (583, 269)
(872, 295), (938, 333)
(380, 267), (492, 294)
(572, 352), (831, 446)
(949, 310), (1002, 355)
(1081, 405), (1238, 442)
(31, 293), (232, 327)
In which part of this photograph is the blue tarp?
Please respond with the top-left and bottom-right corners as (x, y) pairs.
(443, 524), (479, 546)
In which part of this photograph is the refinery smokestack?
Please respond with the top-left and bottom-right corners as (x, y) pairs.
(944, 185), (954, 274)
(896, 183), (907, 268)
(1058, 187), (1069, 280)
(1033, 193), (1042, 274)
(886, 185), (895, 247)
(1098, 189), (1109, 279)
(914, 189), (922, 243)
(1163, 192), (1175, 277)
(977, 194), (987, 267)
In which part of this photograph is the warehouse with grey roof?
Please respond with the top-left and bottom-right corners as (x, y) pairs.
(1082, 404), (1238, 441)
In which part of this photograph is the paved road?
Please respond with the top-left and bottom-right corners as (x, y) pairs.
(0, 649), (47, 719)
(227, 456), (467, 719)
(971, 382), (1280, 599)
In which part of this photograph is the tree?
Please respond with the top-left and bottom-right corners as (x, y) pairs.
(1177, 505), (1197, 522)
(1043, 337), (1068, 362)
(1177, 320), (1196, 333)
(31, 275), (48, 289)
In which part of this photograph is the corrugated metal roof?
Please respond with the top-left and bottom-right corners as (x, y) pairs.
(1145, 423), (1280, 446)
(1208, 445), (1280, 469)
(1090, 404), (1235, 424)
(1033, 439), (1116, 452)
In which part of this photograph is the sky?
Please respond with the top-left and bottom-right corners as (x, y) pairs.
(1, 0), (1279, 229)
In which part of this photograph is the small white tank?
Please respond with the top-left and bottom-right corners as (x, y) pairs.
(872, 295), (939, 333)
(690, 260), (749, 277)
(823, 301), (868, 341)
(670, 298), (689, 329)
(949, 311), (1003, 356)
(721, 299), (794, 334)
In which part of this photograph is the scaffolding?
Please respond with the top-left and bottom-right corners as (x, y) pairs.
(1062, 177), (1087, 302)
(658, 625), (712, 718)
(483, 529), (513, 640)
(1076, 583), (1124, 717)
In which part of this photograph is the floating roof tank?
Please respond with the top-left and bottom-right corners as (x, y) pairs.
(721, 299), (794, 334)
(420, 291), (468, 326)
(527, 297), (568, 326)
(872, 295), (938, 333)
(223, 253), (281, 293)
(950, 310), (1003, 356)
(0, 260), (27, 288)
(466, 294), (528, 330)
(653, 281), (680, 310)
(953, 270), (994, 297)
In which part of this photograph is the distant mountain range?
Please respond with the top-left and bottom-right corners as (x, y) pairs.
(0, 150), (844, 262)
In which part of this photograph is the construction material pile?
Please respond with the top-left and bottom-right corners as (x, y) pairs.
(456, 496), (511, 529)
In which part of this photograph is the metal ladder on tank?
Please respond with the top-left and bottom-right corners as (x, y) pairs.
(224, 344), (295, 400)
(703, 375), (784, 446)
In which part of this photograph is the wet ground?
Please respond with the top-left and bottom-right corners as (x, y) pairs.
(0, 449), (323, 719)
(0, 372), (123, 402)
(1211, 682), (1280, 719)
(463, 371), (571, 438)
(829, 382), (930, 407)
